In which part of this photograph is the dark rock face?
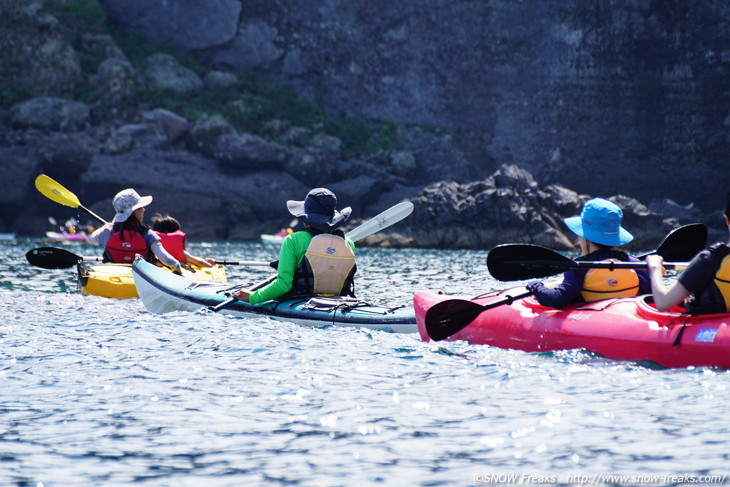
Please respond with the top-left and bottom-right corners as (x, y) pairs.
(100, 0), (730, 212)
(2, 0), (727, 245)
(371, 164), (708, 251)
(98, 0), (241, 51)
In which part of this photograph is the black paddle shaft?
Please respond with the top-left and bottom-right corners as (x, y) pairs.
(487, 223), (707, 282)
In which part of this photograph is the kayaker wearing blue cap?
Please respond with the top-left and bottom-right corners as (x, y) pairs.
(527, 198), (651, 308)
(233, 188), (357, 304)
(647, 193), (730, 314)
(88, 188), (185, 272)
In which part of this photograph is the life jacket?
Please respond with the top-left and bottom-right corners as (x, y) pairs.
(154, 230), (186, 262)
(580, 265), (640, 302)
(103, 225), (150, 264)
(292, 231), (356, 297)
(683, 244), (730, 314)
(712, 252), (730, 312)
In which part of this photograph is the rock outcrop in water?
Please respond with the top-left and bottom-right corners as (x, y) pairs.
(367, 164), (720, 251)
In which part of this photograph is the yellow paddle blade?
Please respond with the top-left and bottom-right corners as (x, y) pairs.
(35, 174), (81, 209)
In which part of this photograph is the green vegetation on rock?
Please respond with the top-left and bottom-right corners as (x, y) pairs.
(9, 0), (400, 155)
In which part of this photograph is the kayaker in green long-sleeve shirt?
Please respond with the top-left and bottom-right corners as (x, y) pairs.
(233, 188), (356, 304)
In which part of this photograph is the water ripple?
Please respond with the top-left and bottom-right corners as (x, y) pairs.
(2, 241), (729, 485)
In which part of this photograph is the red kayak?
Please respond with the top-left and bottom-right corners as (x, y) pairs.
(414, 288), (730, 368)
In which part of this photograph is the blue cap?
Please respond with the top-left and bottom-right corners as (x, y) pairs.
(564, 198), (633, 246)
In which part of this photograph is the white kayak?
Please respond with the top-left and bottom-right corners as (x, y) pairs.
(132, 257), (417, 333)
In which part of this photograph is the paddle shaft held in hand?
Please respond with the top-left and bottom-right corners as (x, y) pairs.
(487, 223), (706, 281)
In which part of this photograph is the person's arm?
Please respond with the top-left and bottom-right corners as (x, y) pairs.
(87, 224), (112, 246)
(645, 254), (690, 311)
(149, 241), (182, 270)
(144, 230), (182, 270)
(233, 234), (304, 304)
(526, 269), (584, 309)
(183, 250), (215, 267)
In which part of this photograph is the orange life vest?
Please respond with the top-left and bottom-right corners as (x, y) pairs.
(580, 266), (640, 302)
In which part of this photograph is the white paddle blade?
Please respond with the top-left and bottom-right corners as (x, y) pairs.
(346, 201), (414, 242)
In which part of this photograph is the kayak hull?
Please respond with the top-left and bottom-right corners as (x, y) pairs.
(46, 231), (89, 244)
(78, 262), (227, 299)
(414, 288), (730, 368)
(132, 257), (417, 333)
(260, 234), (285, 245)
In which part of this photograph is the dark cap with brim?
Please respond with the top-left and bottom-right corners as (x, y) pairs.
(287, 188), (351, 231)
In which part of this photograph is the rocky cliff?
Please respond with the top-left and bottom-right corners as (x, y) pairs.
(100, 0), (729, 211)
(0, 0), (726, 248)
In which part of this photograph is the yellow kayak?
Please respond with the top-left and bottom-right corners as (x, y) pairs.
(78, 262), (227, 299)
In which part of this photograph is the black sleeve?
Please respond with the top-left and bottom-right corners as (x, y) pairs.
(678, 246), (725, 295)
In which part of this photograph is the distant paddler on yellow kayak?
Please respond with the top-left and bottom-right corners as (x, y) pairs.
(150, 213), (217, 269)
(86, 188), (189, 272)
(31, 175), (229, 298)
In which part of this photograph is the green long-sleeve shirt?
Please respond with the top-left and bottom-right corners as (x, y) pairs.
(249, 230), (356, 304)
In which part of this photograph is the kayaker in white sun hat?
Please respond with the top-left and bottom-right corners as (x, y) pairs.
(88, 188), (185, 272)
(525, 197), (651, 308)
(648, 192), (730, 313)
(233, 187), (357, 304)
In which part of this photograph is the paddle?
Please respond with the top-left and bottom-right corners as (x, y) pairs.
(487, 244), (690, 281)
(25, 247), (274, 270)
(487, 223), (707, 281)
(424, 223), (707, 341)
(207, 201), (415, 312)
(215, 260), (275, 267)
(425, 290), (533, 341)
(26, 247), (102, 269)
(35, 174), (107, 225)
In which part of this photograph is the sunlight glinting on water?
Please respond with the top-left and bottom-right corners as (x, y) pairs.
(1, 240), (728, 486)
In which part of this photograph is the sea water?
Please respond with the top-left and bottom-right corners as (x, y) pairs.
(1, 240), (728, 486)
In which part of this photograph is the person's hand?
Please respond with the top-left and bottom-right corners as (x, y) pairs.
(232, 289), (251, 303)
(202, 258), (216, 267)
(645, 254), (665, 274)
(526, 281), (543, 294)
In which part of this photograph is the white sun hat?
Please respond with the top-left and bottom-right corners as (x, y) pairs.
(112, 188), (153, 223)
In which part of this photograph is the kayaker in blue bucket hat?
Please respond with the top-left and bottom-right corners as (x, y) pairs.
(233, 188), (357, 304)
(526, 197), (651, 308)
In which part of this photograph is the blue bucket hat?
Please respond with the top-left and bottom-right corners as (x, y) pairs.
(287, 188), (351, 231)
(563, 198), (633, 246)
